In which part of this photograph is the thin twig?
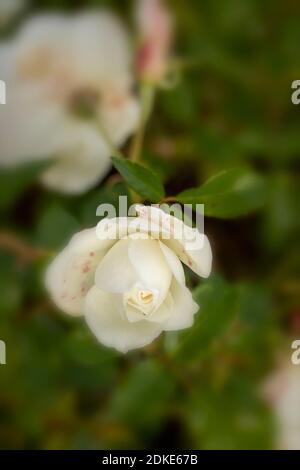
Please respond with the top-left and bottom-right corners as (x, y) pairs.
(0, 230), (51, 263)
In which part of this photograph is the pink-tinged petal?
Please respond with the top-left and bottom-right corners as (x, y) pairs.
(135, 204), (213, 278)
(136, 0), (173, 82)
(45, 228), (109, 316)
(164, 233), (212, 279)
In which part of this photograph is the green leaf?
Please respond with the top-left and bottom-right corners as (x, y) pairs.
(64, 327), (117, 366)
(176, 168), (267, 218)
(0, 252), (23, 319)
(79, 182), (131, 227)
(173, 275), (238, 361)
(0, 161), (49, 210)
(260, 175), (300, 253)
(111, 156), (165, 202)
(35, 204), (79, 249)
(105, 359), (175, 437)
(187, 374), (274, 450)
(228, 283), (275, 375)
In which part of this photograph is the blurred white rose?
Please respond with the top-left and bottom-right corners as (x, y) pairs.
(263, 360), (300, 450)
(46, 204), (212, 353)
(0, 12), (139, 193)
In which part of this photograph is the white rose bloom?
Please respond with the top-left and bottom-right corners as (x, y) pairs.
(0, 12), (139, 193)
(46, 205), (212, 353)
(263, 361), (300, 450)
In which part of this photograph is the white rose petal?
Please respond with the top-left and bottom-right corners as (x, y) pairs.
(46, 228), (109, 316)
(159, 241), (185, 286)
(84, 286), (162, 353)
(135, 204), (213, 278)
(40, 122), (111, 194)
(263, 361), (300, 450)
(128, 238), (172, 308)
(95, 239), (138, 294)
(162, 279), (199, 331)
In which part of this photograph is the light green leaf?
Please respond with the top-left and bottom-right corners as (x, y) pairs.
(111, 156), (165, 202)
(176, 168), (267, 218)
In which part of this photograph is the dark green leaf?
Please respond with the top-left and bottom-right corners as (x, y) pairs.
(260, 175), (300, 252)
(176, 168), (267, 218)
(35, 204), (79, 249)
(0, 161), (49, 210)
(105, 359), (175, 436)
(187, 374), (274, 450)
(79, 182), (132, 227)
(174, 275), (238, 361)
(111, 156), (165, 202)
(64, 327), (117, 366)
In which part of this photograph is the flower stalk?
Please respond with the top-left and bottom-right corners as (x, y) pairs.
(130, 83), (156, 163)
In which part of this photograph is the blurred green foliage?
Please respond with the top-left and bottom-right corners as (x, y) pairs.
(0, 0), (299, 450)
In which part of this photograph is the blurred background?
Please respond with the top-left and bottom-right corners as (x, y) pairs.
(0, 0), (299, 450)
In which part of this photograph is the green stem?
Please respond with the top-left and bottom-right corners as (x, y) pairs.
(96, 84), (155, 204)
(0, 231), (53, 263)
(128, 83), (156, 204)
(130, 83), (155, 163)
(160, 196), (177, 204)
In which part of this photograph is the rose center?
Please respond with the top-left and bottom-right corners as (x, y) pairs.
(124, 286), (158, 317)
(138, 290), (154, 304)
